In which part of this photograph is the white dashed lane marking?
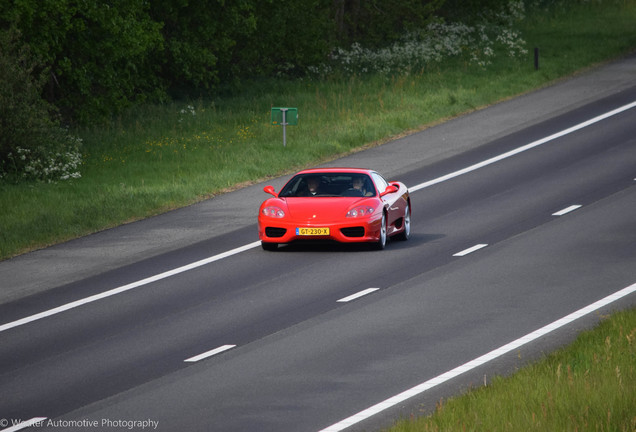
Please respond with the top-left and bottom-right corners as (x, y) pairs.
(552, 205), (582, 216)
(184, 344), (237, 363)
(453, 244), (488, 257)
(337, 288), (380, 303)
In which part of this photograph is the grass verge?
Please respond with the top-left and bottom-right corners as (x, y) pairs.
(385, 307), (636, 432)
(1, 1), (636, 260)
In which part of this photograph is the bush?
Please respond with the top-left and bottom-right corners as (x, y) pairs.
(0, 29), (82, 183)
(310, 0), (528, 77)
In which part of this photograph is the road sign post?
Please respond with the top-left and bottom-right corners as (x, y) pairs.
(271, 107), (298, 147)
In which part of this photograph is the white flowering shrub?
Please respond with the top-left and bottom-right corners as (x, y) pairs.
(2, 131), (83, 183)
(309, 0), (528, 77)
(177, 105), (196, 123)
(179, 104), (196, 117)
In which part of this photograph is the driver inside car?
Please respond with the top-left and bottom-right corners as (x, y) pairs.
(348, 176), (373, 196)
(298, 176), (322, 196)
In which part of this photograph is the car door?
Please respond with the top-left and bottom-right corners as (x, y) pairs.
(371, 172), (406, 234)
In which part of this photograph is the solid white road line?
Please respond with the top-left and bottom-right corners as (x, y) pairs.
(184, 344), (237, 363)
(552, 204), (582, 216)
(337, 288), (380, 303)
(0, 417), (48, 432)
(0, 241), (261, 333)
(318, 281), (636, 432)
(452, 244), (488, 257)
(409, 101), (636, 193)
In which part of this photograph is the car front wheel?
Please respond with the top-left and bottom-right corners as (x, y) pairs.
(373, 212), (387, 250)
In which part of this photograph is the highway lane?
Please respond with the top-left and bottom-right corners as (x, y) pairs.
(1, 88), (635, 431)
(3, 54), (636, 304)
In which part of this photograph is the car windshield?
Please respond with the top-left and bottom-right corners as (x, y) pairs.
(279, 173), (376, 197)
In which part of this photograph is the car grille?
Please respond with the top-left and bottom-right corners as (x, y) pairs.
(265, 227), (287, 238)
(340, 227), (365, 237)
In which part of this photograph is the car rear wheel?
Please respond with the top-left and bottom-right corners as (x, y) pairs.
(261, 242), (278, 251)
(395, 203), (411, 241)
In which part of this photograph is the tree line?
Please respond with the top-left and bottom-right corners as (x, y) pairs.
(0, 0), (503, 181)
(1, 0), (505, 123)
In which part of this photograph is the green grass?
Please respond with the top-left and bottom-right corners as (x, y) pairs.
(386, 307), (636, 432)
(2, 1), (636, 259)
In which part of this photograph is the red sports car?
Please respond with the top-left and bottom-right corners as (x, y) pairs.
(258, 168), (411, 250)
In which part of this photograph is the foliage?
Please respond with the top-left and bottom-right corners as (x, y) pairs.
(0, 0), (164, 122)
(333, 0), (446, 48)
(0, 0), (450, 123)
(438, 0), (507, 21)
(0, 28), (82, 183)
(311, 1), (528, 77)
(149, 0), (259, 95)
(231, 0), (335, 80)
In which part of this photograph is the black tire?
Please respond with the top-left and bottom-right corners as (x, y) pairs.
(372, 212), (387, 250)
(395, 203), (411, 241)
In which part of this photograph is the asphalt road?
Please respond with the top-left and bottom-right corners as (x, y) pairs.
(1, 55), (635, 432)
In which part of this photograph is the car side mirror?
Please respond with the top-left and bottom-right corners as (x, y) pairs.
(380, 185), (398, 197)
(263, 185), (278, 197)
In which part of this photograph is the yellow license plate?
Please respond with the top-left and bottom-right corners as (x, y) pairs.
(296, 227), (330, 236)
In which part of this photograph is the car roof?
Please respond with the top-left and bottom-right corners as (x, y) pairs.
(295, 168), (374, 175)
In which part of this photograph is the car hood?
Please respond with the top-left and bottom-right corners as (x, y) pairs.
(284, 197), (370, 222)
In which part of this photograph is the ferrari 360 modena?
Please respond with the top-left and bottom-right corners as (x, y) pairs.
(258, 168), (411, 250)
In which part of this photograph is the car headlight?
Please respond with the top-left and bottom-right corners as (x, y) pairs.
(262, 206), (285, 218)
(346, 206), (374, 217)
